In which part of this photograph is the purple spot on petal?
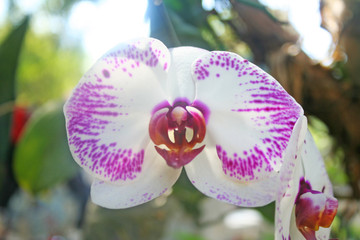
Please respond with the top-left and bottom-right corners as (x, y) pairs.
(102, 69), (110, 78)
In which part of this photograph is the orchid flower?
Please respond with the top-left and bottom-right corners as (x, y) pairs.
(275, 116), (338, 240)
(64, 38), (304, 209)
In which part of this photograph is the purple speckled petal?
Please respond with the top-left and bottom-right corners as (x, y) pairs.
(276, 119), (333, 240)
(185, 148), (278, 207)
(184, 117), (305, 208)
(91, 144), (182, 209)
(167, 47), (209, 103)
(184, 126), (295, 207)
(192, 51), (303, 182)
(64, 38), (170, 183)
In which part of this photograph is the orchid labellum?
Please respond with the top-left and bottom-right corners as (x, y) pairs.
(276, 116), (338, 240)
(64, 38), (337, 238)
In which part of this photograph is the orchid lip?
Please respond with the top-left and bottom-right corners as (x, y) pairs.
(149, 99), (208, 168)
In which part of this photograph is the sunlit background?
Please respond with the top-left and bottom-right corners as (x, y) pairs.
(1, 0), (333, 63)
(0, 0), (359, 239)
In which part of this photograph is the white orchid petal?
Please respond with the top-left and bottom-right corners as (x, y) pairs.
(275, 116), (308, 239)
(289, 213), (305, 240)
(167, 47), (209, 103)
(64, 38), (170, 183)
(91, 144), (182, 209)
(278, 116), (308, 189)
(192, 51), (304, 182)
(301, 130), (333, 195)
(316, 228), (333, 240)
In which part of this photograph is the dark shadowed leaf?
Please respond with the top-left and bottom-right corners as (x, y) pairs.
(14, 102), (78, 194)
(0, 16), (29, 164)
(146, 0), (181, 48)
(166, 8), (211, 49)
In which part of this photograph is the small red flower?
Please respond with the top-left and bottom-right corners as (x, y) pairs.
(11, 106), (29, 143)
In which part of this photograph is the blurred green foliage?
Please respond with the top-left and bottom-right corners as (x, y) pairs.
(83, 196), (199, 240)
(0, 2), (83, 206)
(308, 116), (349, 185)
(14, 102), (78, 194)
(0, 17), (29, 164)
(0, 0), (84, 200)
(0, 16), (29, 207)
(163, 0), (211, 49)
(175, 232), (205, 240)
(159, 0), (253, 57)
(172, 171), (204, 221)
(16, 31), (83, 105)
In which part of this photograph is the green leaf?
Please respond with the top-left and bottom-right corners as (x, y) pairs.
(0, 16), (29, 163)
(14, 102), (78, 194)
(256, 201), (275, 224)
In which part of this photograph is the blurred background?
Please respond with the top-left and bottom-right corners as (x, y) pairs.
(0, 0), (359, 239)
